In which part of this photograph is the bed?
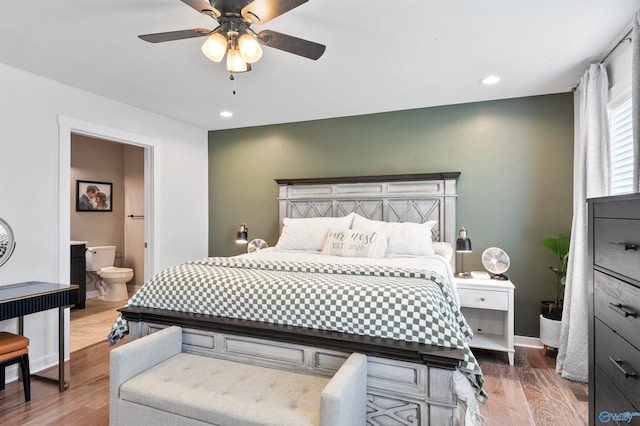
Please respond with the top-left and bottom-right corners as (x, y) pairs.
(109, 172), (485, 425)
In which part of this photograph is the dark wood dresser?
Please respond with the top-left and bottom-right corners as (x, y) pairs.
(588, 194), (640, 425)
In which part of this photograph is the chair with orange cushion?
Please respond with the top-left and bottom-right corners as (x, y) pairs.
(0, 331), (31, 402)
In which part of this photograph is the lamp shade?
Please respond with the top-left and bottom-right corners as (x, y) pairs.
(238, 33), (263, 63)
(236, 224), (248, 244)
(456, 238), (472, 253)
(201, 32), (228, 62)
(227, 48), (249, 73)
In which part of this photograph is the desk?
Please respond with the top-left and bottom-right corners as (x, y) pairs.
(0, 281), (79, 391)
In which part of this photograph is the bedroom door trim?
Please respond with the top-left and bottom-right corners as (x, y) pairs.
(57, 115), (158, 286)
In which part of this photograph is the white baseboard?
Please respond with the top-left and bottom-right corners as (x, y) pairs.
(514, 335), (542, 349)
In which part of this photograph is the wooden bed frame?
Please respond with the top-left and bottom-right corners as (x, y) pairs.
(120, 172), (467, 425)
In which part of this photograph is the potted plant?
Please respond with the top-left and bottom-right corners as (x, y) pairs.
(540, 233), (570, 320)
(539, 233), (570, 354)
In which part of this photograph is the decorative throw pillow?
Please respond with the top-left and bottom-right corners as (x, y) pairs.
(275, 213), (355, 251)
(321, 228), (388, 258)
(351, 214), (436, 256)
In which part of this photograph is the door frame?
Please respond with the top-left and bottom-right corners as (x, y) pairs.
(57, 115), (157, 285)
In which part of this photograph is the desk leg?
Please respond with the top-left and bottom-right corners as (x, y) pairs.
(29, 307), (70, 391)
(18, 316), (24, 384)
(58, 306), (67, 391)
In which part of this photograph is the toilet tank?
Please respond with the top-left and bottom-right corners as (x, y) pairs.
(86, 246), (116, 271)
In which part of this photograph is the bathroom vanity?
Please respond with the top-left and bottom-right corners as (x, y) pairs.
(70, 242), (87, 309)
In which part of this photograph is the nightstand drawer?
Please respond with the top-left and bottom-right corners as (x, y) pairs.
(458, 288), (508, 311)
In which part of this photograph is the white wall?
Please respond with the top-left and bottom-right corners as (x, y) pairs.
(124, 144), (146, 288)
(0, 63), (208, 375)
(71, 135), (126, 257)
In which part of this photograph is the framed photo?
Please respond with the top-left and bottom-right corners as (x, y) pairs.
(76, 180), (112, 212)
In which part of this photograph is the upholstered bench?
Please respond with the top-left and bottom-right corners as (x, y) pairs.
(110, 326), (367, 426)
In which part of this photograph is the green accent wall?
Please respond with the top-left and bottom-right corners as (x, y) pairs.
(208, 93), (574, 338)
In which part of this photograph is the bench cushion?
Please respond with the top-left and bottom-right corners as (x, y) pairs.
(119, 353), (330, 426)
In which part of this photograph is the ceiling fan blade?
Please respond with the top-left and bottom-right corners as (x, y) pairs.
(138, 28), (211, 43)
(180, 0), (221, 18)
(258, 30), (325, 60)
(242, 0), (308, 24)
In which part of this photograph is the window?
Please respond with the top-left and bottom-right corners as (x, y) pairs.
(608, 95), (633, 195)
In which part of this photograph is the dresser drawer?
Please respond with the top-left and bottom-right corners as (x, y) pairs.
(457, 288), (508, 311)
(594, 270), (640, 350)
(594, 367), (640, 425)
(594, 319), (640, 409)
(594, 218), (640, 282)
(593, 197), (640, 219)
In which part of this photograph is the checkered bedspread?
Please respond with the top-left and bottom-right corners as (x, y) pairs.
(108, 257), (486, 400)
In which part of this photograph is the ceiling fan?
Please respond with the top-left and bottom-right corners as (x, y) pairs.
(138, 0), (326, 73)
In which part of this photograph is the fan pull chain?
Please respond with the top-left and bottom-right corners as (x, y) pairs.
(230, 73), (237, 95)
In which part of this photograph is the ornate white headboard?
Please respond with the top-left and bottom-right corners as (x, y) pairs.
(275, 172), (460, 247)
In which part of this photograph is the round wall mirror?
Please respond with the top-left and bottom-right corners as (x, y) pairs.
(0, 217), (16, 268)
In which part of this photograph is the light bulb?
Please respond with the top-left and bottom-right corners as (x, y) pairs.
(201, 33), (227, 62)
(238, 33), (263, 64)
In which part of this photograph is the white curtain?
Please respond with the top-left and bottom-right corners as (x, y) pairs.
(556, 64), (610, 382)
(633, 10), (639, 193)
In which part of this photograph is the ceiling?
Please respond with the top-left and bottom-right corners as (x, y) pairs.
(0, 1), (638, 131)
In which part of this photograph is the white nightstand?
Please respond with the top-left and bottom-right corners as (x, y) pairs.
(455, 277), (515, 365)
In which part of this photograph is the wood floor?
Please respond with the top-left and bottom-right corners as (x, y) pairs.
(474, 347), (588, 425)
(69, 297), (126, 353)
(1, 300), (589, 425)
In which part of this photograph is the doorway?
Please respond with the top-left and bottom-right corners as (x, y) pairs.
(58, 116), (156, 353)
(69, 135), (145, 351)
(71, 135), (145, 293)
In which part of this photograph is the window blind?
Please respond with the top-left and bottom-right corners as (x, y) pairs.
(609, 97), (633, 195)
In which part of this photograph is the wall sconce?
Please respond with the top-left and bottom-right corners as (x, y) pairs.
(455, 226), (472, 278)
(235, 224), (248, 244)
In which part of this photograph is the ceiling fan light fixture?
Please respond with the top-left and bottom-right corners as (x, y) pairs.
(201, 32), (228, 62)
(238, 33), (263, 64)
(140, 0), (326, 75)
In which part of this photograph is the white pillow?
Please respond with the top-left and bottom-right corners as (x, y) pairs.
(321, 228), (388, 258)
(351, 214), (436, 256)
(432, 242), (453, 261)
(275, 213), (354, 251)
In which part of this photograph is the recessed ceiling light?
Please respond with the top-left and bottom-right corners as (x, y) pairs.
(481, 75), (501, 85)
(220, 111), (233, 118)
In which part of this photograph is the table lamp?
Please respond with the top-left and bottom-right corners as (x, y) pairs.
(456, 226), (472, 278)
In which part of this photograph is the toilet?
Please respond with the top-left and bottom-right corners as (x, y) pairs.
(85, 246), (134, 302)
